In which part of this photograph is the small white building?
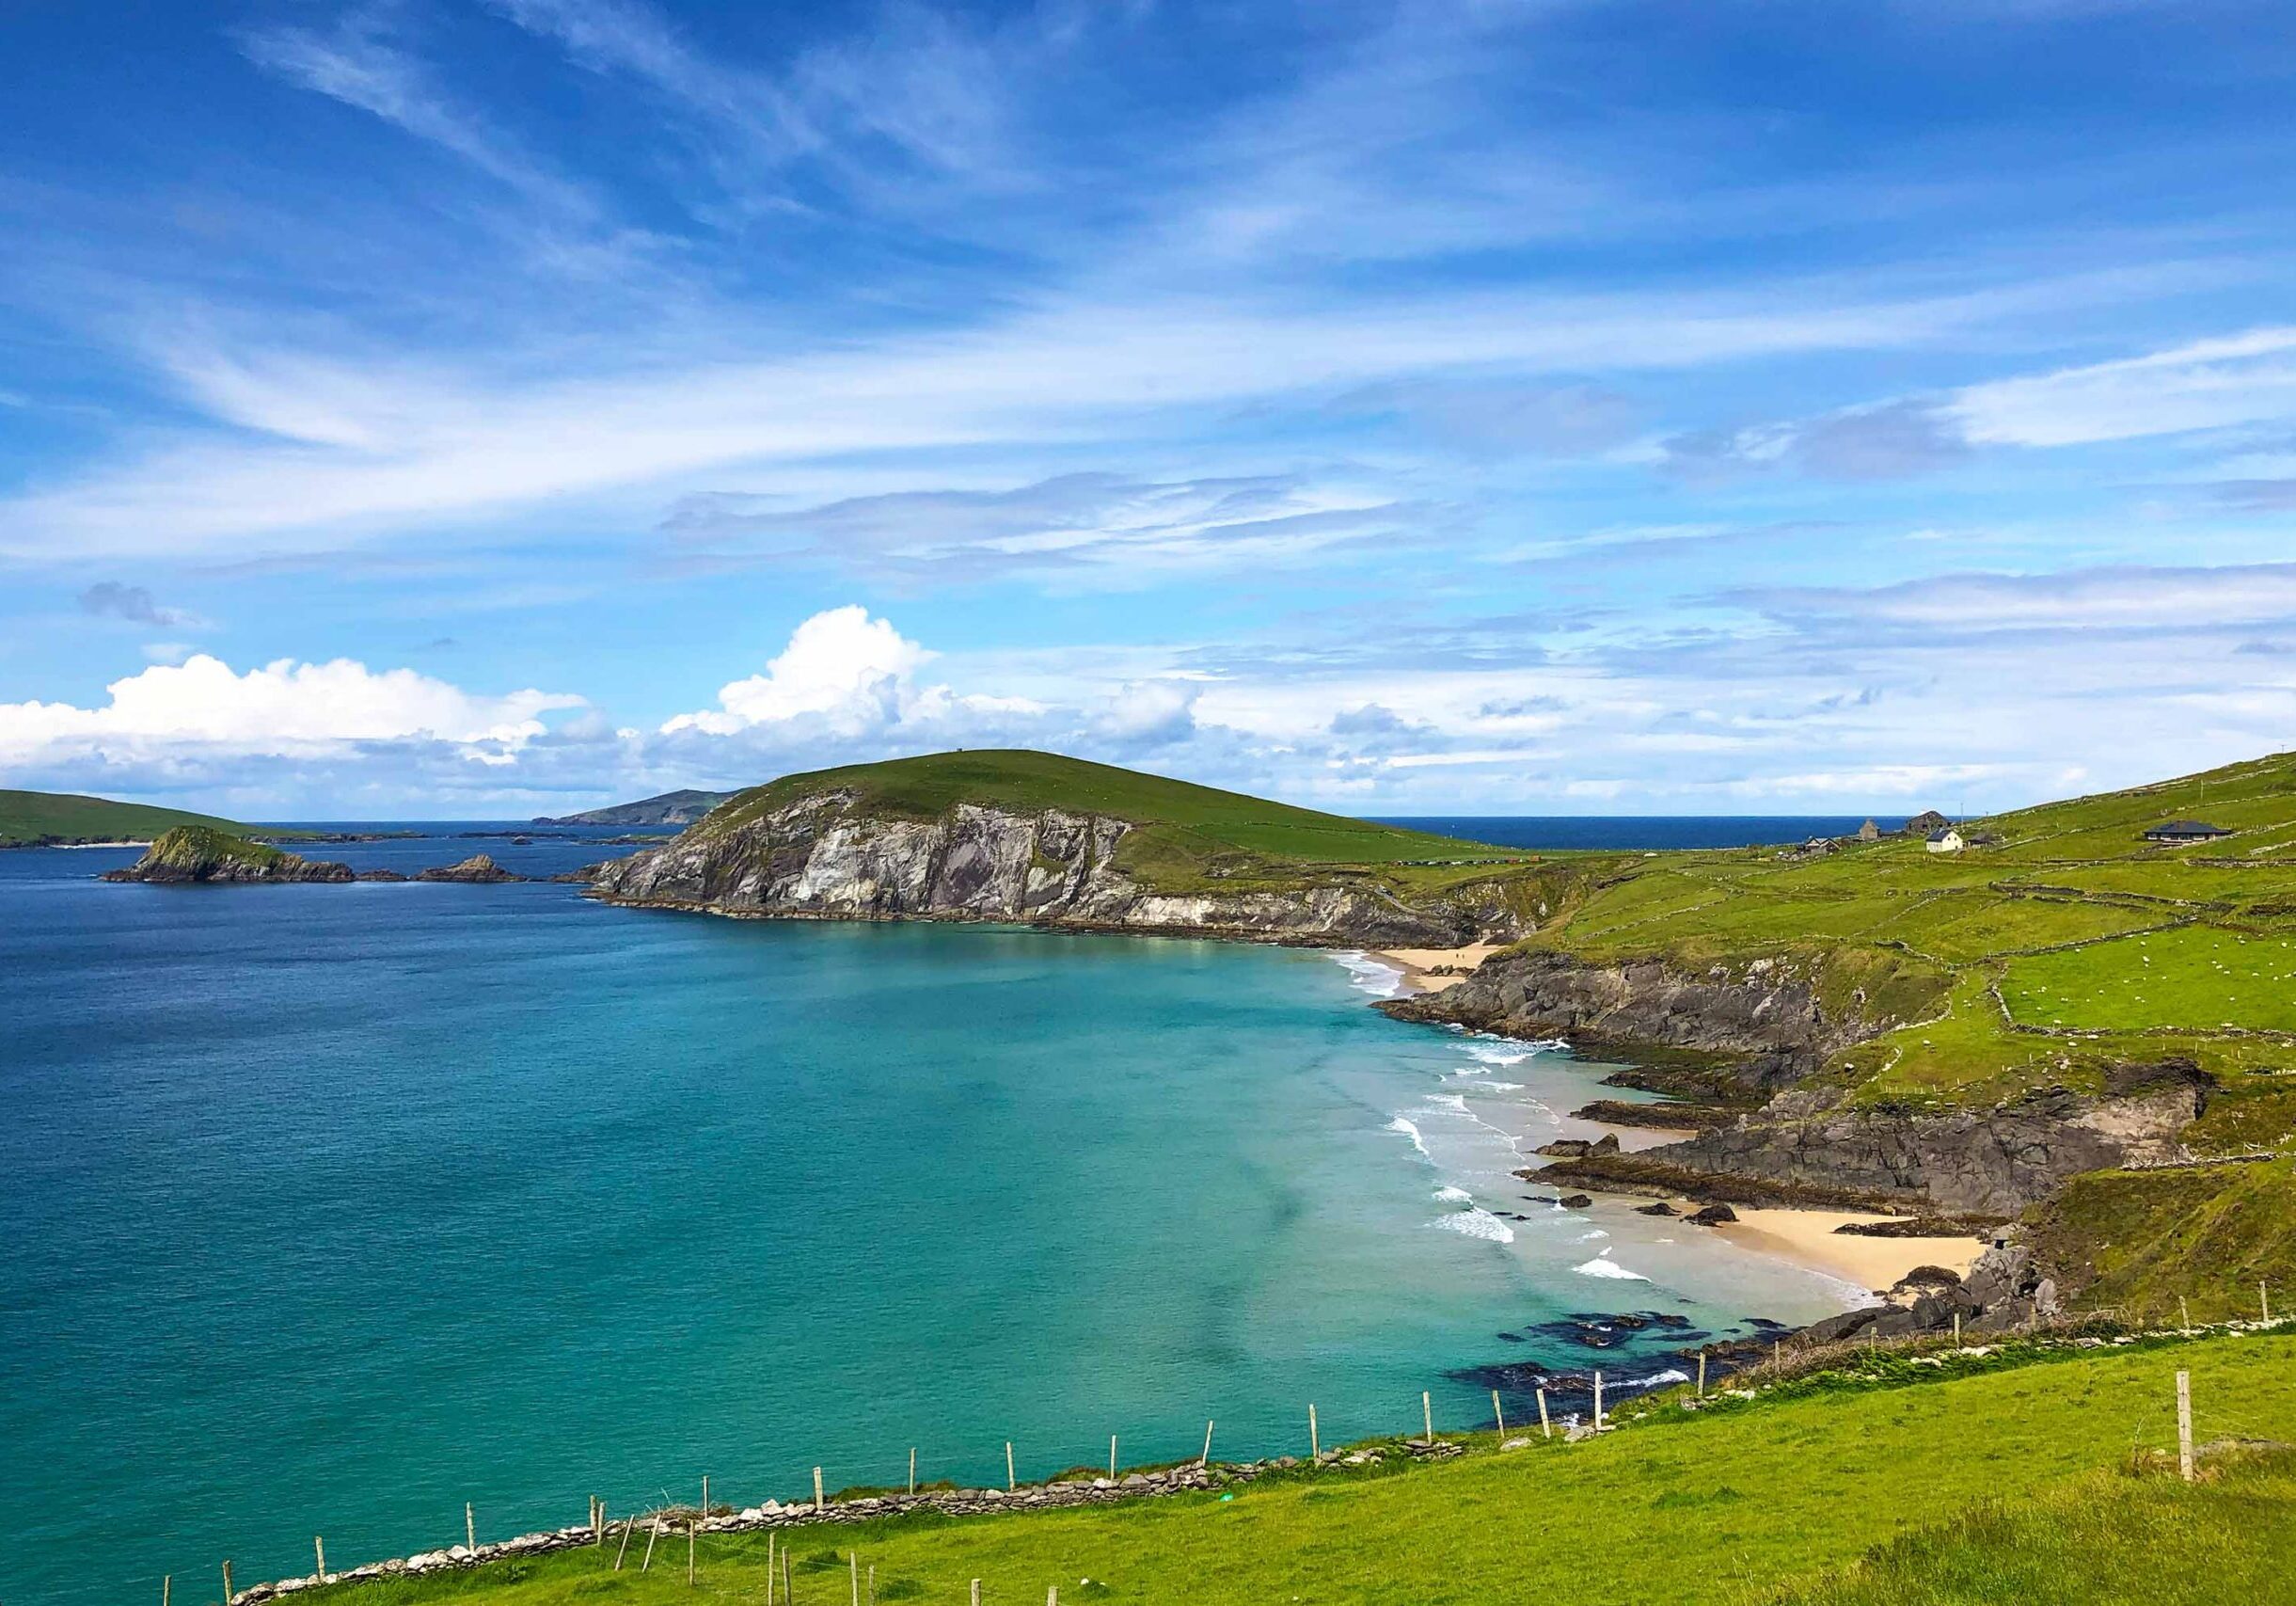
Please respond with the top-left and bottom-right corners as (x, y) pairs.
(1924, 827), (1964, 854)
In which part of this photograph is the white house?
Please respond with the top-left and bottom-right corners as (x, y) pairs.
(1925, 827), (1964, 854)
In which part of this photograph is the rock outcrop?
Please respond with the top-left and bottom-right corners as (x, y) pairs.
(416, 854), (525, 883)
(1379, 946), (1871, 1090)
(101, 826), (353, 884)
(590, 793), (1501, 945)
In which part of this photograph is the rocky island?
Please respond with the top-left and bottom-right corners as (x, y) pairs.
(100, 825), (356, 883)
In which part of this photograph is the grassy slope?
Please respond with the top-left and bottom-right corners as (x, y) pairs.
(303, 1333), (2296, 1606)
(1523, 751), (2296, 1121)
(2024, 1158), (2296, 1323)
(0, 787), (250, 847)
(699, 749), (1544, 904)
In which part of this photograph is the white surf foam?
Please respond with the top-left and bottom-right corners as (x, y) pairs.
(1574, 1250), (1651, 1281)
(1386, 1116), (1430, 1158)
(1434, 1207), (1516, 1244)
(1433, 1185), (1473, 1202)
(1331, 950), (1407, 999)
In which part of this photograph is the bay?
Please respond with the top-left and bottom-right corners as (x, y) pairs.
(0, 831), (1860, 1604)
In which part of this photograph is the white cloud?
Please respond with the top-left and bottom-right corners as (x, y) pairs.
(0, 654), (583, 768)
(662, 606), (937, 736)
(1949, 326), (2296, 449)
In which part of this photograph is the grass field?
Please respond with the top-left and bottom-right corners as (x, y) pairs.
(0, 787), (251, 847)
(1513, 750), (2296, 1116)
(281, 1332), (2296, 1606)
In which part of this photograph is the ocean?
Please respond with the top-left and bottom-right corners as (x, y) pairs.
(0, 825), (1868, 1604)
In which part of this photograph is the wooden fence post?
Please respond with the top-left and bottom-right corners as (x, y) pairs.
(1593, 1372), (1604, 1431)
(1422, 1391), (1433, 1445)
(642, 1520), (659, 1573)
(783, 1544), (793, 1603)
(766, 1534), (775, 1606)
(593, 1496), (603, 1544)
(910, 1447), (917, 1497)
(2177, 1369), (2194, 1482)
(314, 1535), (326, 1582)
(702, 1474), (709, 1517)
(971, 1580), (981, 1606)
(163, 1575), (170, 1606)
(467, 1503), (476, 1551)
(222, 1561), (232, 1605)
(1308, 1403), (1319, 1460)
(1536, 1387), (1551, 1440)
(1201, 1420), (1214, 1467)
(615, 1515), (636, 1571)
(1110, 1433), (1117, 1480)
(1697, 1350), (1707, 1399)
(1492, 1389), (1506, 1438)
(2180, 1296), (2192, 1333)
(850, 1550), (860, 1606)
(688, 1519), (696, 1587)
(1953, 1312), (1962, 1347)
(815, 1466), (826, 1512)
(1005, 1441), (1016, 1492)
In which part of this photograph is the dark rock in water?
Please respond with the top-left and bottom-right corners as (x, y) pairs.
(417, 853), (526, 883)
(1635, 1201), (1679, 1216)
(1496, 1331), (1526, 1344)
(1686, 1203), (1738, 1226)
(1608, 1313), (1651, 1329)
(1521, 1195), (1560, 1206)
(356, 869), (409, 883)
(1559, 1193), (1593, 1209)
(1650, 1312), (1693, 1328)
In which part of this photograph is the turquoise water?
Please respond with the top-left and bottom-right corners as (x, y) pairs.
(0, 835), (1857, 1604)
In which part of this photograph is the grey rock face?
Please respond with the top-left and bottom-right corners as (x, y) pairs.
(1382, 946), (1862, 1087)
(589, 791), (1494, 946)
(1655, 1083), (2203, 1216)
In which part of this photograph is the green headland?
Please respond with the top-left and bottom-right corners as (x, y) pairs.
(0, 787), (259, 848)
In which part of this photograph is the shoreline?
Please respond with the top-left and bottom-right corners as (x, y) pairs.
(1354, 944), (1983, 1298)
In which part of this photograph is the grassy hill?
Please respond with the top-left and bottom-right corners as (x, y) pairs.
(263, 1330), (2296, 1606)
(0, 787), (252, 848)
(699, 749), (1545, 904)
(1521, 751), (2296, 1120)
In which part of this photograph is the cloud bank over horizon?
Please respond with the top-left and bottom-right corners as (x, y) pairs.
(3, 0), (2295, 817)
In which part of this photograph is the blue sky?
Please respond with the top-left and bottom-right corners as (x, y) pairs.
(4, 0), (2295, 818)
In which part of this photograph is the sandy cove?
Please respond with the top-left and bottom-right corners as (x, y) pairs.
(1370, 943), (1986, 1295)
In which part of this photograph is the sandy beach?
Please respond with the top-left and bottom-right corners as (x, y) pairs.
(1370, 942), (1503, 992)
(1707, 1206), (1986, 1292)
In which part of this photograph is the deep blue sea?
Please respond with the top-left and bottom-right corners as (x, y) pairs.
(0, 824), (1870, 1604)
(1380, 816), (1907, 851)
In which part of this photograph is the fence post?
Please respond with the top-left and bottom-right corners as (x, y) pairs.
(163, 1575), (170, 1606)
(702, 1474), (709, 1517)
(467, 1503), (476, 1551)
(222, 1561), (232, 1605)
(971, 1580), (982, 1606)
(850, 1551), (860, 1606)
(2180, 1296), (2192, 1333)
(642, 1520), (659, 1573)
(815, 1467), (826, 1512)
(314, 1535), (326, 1582)
(910, 1447), (917, 1497)
(1492, 1389), (1506, 1438)
(1536, 1387), (1551, 1440)
(1006, 1441), (1016, 1492)
(688, 1519), (695, 1587)
(1696, 1350), (1707, 1399)
(1593, 1371), (1604, 1432)
(2177, 1369), (2194, 1482)
(1201, 1420), (1214, 1467)
(1422, 1391), (1433, 1445)
(615, 1516), (636, 1571)
(766, 1534), (775, 1606)
(1110, 1433), (1117, 1480)
(1308, 1403), (1319, 1460)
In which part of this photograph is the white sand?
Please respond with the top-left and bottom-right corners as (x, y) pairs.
(1708, 1207), (1986, 1292)
(1370, 942), (1504, 993)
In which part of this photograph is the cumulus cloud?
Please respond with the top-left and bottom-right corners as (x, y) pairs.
(663, 606), (935, 736)
(0, 654), (583, 770)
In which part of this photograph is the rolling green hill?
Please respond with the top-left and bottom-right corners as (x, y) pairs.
(697, 748), (1543, 902)
(250, 1330), (2296, 1606)
(0, 787), (252, 848)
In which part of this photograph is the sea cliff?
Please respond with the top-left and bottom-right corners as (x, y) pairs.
(589, 791), (1512, 946)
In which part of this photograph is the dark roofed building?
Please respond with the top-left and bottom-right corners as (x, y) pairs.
(2143, 820), (2233, 844)
(1904, 809), (1950, 836)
